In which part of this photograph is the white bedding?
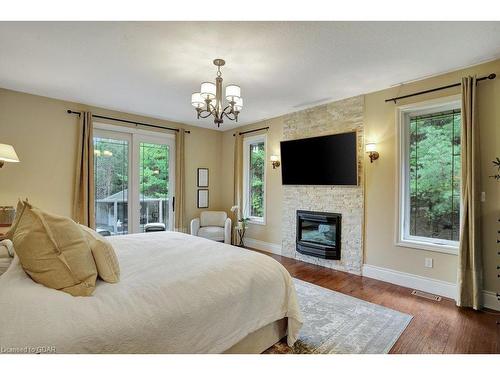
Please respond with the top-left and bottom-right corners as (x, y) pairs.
(0, 231), (302, 353)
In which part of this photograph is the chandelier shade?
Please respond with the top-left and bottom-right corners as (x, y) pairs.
(192, 59), (243, 127)
(225, 85), (241, 101)
(234, 97), (243, 111)
(200, 82), (216, 100)
(191, 92), (204, 108)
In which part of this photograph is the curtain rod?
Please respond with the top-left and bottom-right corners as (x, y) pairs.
(385, 73), (496, 103)
(232, 126), (269, 136)
(66, 110), (191, 134)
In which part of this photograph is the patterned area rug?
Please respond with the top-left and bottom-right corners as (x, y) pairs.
(266, 278), (412, 354)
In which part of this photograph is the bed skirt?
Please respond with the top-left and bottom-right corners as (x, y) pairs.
(223, 318), (287, 354)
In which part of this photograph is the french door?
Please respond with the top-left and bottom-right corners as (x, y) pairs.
(93, 124), (175, 235)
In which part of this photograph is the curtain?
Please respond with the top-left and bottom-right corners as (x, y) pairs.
(457, 76), (483, 310)
(232, 133), (244, 244)
(73, 112), (95, 228)
(174, 129), (186, 232)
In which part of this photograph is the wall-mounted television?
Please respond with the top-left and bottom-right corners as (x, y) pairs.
(280, 131), (358, 185)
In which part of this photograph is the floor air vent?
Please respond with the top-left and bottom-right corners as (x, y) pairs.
(411, 290), (442, 301)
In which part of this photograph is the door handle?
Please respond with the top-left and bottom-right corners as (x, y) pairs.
(172, 196), (175, 212)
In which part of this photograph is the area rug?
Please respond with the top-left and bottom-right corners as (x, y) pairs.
(266, 278), (413, 354)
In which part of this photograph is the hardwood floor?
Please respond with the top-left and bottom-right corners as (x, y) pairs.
(249, 249), (500, 354)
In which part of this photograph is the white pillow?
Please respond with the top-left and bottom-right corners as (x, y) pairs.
(0, 239), (14, 258)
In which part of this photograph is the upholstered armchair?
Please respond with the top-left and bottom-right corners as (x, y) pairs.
(190, 211), (232, 244)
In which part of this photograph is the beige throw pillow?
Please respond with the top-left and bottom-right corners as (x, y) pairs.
(79, 225), (120, 283)
(4, 199), (28, 240)
(13, 202), (97, 296)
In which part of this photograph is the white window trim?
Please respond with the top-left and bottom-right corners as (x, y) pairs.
(242, 133), (267, 225)
(395, 95), (461, 255)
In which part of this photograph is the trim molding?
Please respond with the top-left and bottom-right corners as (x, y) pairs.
(362, 264), (500, 311)
(482, 290), (500, 311)
(362, 264), (457, 300)
(244, 238), (282, 255)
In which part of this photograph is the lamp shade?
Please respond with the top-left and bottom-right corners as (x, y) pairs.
(365, 143), (377, 153)
(270, 155), (279, 162)
(200, 82), (216, 100)
(0, 144), (20, 163)
(234, 97), (243, 111)
(225, 85), (241, 101)
(191, 92), (204, 108)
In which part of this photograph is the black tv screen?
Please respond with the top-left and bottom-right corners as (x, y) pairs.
(280, 132), (358, 185)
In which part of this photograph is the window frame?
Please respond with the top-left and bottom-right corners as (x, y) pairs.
(93, 122), (175, 233)
(242, 133), (267, 225)
(395, 95), (461, 255)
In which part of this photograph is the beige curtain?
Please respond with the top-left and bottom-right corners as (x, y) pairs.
(174, 129), (186, 232)
(457, 76), (483, 310)
(73, 112), (95, 228)
(232, 133), (244, 244)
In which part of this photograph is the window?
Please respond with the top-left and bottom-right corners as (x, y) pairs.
(397, 97), (461, 254)
(243, 134), (266, 224)
(93, 124), (175, 236)
(94, 135), (130, 235)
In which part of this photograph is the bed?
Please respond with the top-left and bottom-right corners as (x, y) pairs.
(0, 231), (302, 354)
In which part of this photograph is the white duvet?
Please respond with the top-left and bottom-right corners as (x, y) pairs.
(0, 231), (302, 354)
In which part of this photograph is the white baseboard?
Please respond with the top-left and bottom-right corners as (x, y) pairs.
(362, 264), (500, 311)
(244, 238), (282, 255)
(482, 290), (500, 311)
(362, 264), (458, 300)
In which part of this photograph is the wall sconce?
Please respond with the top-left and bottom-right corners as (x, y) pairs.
(270, 155), (281, 169)
(0, 144), (20, 168)
(365, 143), (379, 163)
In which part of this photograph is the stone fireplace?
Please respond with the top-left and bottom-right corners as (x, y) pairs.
(281, 95), (364, 275)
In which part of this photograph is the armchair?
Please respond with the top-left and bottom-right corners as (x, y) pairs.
(190, 211), (232, 244)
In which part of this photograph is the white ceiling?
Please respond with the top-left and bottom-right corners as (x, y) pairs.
(0, 22), (499, 130)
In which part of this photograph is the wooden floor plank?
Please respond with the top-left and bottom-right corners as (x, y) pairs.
(248, 248), (500, 354)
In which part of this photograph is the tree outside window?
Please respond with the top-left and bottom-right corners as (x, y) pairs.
(249, 142), (265, 218)
(408, 109), (461, 243)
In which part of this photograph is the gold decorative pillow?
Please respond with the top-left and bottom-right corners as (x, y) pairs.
(79, 224), (120, 283)
(12, 202), (97, 296)
(4, 199), (28, 240)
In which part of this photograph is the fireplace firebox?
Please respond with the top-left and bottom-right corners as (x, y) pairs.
(296, 210), (341, 260)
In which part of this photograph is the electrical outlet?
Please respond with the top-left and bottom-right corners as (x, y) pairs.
(481, 192), (486, 202)
(425, 258), (433, 268)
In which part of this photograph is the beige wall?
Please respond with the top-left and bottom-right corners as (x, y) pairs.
(221, 59), (500, 291)
(0, 88), (224, 227)
(365, 59), (500, 290)
(221, 118), (284, 244)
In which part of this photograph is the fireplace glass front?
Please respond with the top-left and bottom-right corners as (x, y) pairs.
(296, 211), (341, 260)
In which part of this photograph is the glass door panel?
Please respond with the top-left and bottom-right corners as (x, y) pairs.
(93, 135), (129, 236)
(93, 125), (175, 235)
(139, 142), (170, 233)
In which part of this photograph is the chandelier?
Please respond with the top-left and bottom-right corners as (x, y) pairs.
(191, 59), (243, 127)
